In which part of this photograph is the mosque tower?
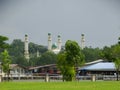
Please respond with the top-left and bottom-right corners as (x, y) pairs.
(81, 34), (85, 49)
(37, 50), (40, 57)
(57, 35), (62, 50)
(48, 33), (52, 50)
(24, 34), (30, 61)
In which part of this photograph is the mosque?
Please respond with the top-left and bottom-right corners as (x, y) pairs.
(47, 33), (62, 54)
(24, 33), (62, 61)
(24, 33), (85, 61)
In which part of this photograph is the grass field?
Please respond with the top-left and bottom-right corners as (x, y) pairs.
(0, 81), (120, 90)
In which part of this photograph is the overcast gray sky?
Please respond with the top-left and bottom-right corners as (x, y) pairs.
(0, 0), (120, 48)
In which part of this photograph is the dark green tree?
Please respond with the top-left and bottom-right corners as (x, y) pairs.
(29, 42), (47, 58)
(15, 56), (29, 67)
(82, 47), (102, 62)
(8, 39), (48, 66)
(102, 46), (112, 61)
(35, 51), (57, 66)
(8, 39), (24, 57)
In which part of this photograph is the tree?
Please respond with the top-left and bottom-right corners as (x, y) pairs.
(8, 39), (24, 57)
(0, 50), (11, 81)
(0, 35), (9, 53)
(15, 56), (29, 67)
(57, 40), (85, 81)
(102, 46), (112, 61)
(29, 42), (47, 57)
(114, 58), (120, 81)
(35, 51), (57, 66)
(82, 47), (102, 62)
(57, 52), (67, 81)
(8, 39), (48, 66)
(65, 40), (84, 68)
(102, 44), (120, 81)
(111, 44), (120, 81)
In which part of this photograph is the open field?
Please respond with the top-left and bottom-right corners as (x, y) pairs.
(0, 81), (120, 90)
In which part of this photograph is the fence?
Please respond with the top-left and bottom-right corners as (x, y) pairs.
(76, 75), (120, 81)
(1, 75), (120, 82)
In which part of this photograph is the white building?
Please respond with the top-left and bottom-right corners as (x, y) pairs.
(48, 33), (62, 54)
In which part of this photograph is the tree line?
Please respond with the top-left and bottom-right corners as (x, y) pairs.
(0, 36), (120, 67)
(0, 35), (120, 81)
(0, 37), (102, 67)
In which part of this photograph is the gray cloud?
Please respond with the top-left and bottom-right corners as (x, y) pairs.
(0, 0), (120, 48)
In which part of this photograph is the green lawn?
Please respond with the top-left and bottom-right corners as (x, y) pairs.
(0, 81), (120, 90)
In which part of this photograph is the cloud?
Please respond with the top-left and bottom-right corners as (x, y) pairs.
(0, 0), (120, 48)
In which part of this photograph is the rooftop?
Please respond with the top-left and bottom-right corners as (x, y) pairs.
(79, 62), (116, 71)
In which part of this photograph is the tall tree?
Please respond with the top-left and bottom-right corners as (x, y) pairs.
(57, 52), (67, 81)
(65, 40), (84, 68)
(102, 44), (120, 81)
(57, 40), (84, 81)
(0, 50), (11, 81)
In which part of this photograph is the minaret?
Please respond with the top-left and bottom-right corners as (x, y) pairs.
(48, 33), (52, 50)
(37, 50), (40, 57)
(81, 34), (85, 49)
(57, 35), (62, 50)
(24, 34), (30, 61)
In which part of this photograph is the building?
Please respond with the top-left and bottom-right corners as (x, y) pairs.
(29, 64), (60, 76)
(9, 64), (27, 77)
(48, 33), (62, 54)
(78, 59), (117, 76)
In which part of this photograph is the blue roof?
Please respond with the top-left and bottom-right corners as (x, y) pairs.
(79, 62), (116, 71)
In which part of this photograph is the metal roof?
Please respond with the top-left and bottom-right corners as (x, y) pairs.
(79, 62), (116, 71)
